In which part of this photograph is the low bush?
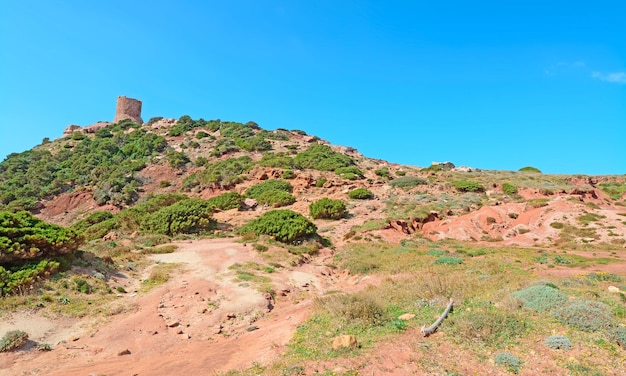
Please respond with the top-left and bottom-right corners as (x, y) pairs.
(612, 327), (626, 348)
(494, 352), (522, 374)
(348, 188), (373, 200)
(502, 183), (518, 195)
(315, 178), (327, 188)
(0, 330), (28, 352)
(256, 190), (296, 207)
(545, 335), (573, 351)
(551, 300), (615, 332)
(511, 284), (568, 313)
(335, 166), (364, 180)
(434, 256), (463, 265)
(374, 167), (390, 178)
(389, 176), (427, 189)
(309, 198), (347, 220)
(293, 144), (354, 171)
(519, 166), (542, 173)
(245, 180), (293, 198)
(453, 180), (485, 193)
(239, 210), (317, 243)
(314, 292), (387, 327)
(282, 170), (295, 179)
(207, 192), (244, 211)
(142, 199), (216, 236)
(450, 308), (528, 347)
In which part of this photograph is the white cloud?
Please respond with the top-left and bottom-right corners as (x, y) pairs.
(592, 71), (626, 84)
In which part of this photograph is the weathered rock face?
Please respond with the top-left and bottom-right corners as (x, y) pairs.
(113, 96), (143, 124)
(83, 121), (112, 134)
(63, 124), (82, 136)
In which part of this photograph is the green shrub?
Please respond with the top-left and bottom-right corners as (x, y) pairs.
(598, 182), (626, 200)
(256, 190), (296, 207)
(551, 300), (614, 332)
(0, 260), (60, 296)
(258, 152), (294, 169)
(519, 166), (541, 173)
(335, 166), (364, 180)
(612, 327), (626, 348)
(142, 199), (216, 236)
(309, 198), (347, 220)
(282, 170), (295, 179)
(511, 284), (568, 313)
(453, 180), (485, 193)
(494, 353), (522, 374)
(293, 144), (354, 171)
(545, 335), (573, 351)
(184, 156), (254, 190)
(0, 211), (82, 264)
(75, 278), (91, 294)
(374, 167), (390, 178)
(389, 176), (427, 189)
(245, 180), (293, 198)
(71, 211), (114, 233)
(0, 330), (28, 352)
(348, 188), (373, 200)
(315, 178), (327, 188)
(166, 150), (190, 168)
(450, 308), (528, 347)
(207, 192), (244, 211)
(502, 183), (518, 195)
(82, 218), (118, 241)
(239, 210), (317, 243)
(550, 222), (565, 229)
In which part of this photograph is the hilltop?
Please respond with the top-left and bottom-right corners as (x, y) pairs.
(1, 102), (625, 375)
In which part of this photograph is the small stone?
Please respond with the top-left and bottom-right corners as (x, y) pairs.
(608, 286), (620, 293)
(118, 349), (131, 356)
(332, 335), (357, 350)
(167, 320), (180, 328)
(246, 325), (259, 332)
(398, 313), (415, 321)
(70, 336), (80, 342)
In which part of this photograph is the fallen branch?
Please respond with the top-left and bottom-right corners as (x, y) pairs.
(421, 298), (454, 337)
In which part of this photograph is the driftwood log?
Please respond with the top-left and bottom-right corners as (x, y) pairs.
(420, 298), (454, 337)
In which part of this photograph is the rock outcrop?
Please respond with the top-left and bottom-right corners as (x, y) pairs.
(113, 96), (143, 125)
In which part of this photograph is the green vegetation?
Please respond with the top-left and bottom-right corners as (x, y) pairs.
(141, 199), (216, 236)
(258, 152), (294, 169)
(206, 192), (244, 211)
(293, 144), (354, 171)
(240, 210), (317, 243)
(389, 176), (427, 189)
(183, 156), (254, 190)
(511, 284), (568, 313)
(545, 335), (573, 351)
(256, 190), (296, 207)
(494, 352), (522, 373)
(374, 167), (390, 178)
(245, 180), (293, 198)
(335, 166), (364, 180)
(502, 182), (518, 195)
(0, 125), (167, 208)
(348, 188), (373, 200)
(0, 330), (28, 352)
(551, 300), (614, 332)
(598, 182), (626, 199)
(309, 198), (347, 220)
(519, 166), (542, 173)
(0, 211), (82, 264)
(453, 180), (485, 193)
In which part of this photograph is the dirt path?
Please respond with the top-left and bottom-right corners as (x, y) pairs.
(1, 238), (321, 376)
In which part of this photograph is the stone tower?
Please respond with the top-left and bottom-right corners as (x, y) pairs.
(113, 96), (143, 124)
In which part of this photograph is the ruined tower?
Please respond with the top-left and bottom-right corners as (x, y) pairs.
(113, 96), (143, 124)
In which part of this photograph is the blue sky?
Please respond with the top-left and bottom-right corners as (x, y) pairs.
(1, 1), (624, 175)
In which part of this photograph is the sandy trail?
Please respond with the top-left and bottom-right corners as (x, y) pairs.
(1, 238), (318, 376)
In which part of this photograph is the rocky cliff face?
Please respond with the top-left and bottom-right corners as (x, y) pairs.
(113, 96), (143, 124)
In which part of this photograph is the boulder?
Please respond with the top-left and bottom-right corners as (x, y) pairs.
(332, 334), (358, 350)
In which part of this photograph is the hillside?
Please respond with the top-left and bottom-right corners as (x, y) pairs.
(1, 112), (625, 375)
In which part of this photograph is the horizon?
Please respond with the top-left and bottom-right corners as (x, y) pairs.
(1, 1), (624, 175)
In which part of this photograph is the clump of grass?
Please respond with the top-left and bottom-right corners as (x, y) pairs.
(434, 256), (463, 265)
(528, 198), (549, 208)
(511, 284), (568, 313)
(494, 352), (522, 373)
(450, 307), (529, 348)
(586, 272), (623, 283)
(315, 293), (387, 327)
(545, 335), (573, 351)
(141, 244), (178, 254)
(0, 330), (29, 352)
(551, 300), (614, 332)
